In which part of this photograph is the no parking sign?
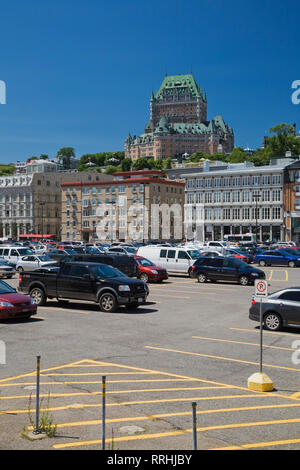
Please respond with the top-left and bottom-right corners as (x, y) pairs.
(255, 279), (268, 299)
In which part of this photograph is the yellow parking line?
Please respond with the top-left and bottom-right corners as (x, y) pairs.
(192, 335), (294, 352)
(0, 385), (229, 401)
(0, 359), (93, 384)
(145, 345), (300, 374)
(268, 270), (273, 281)
(212, 438), (300, 450)
(34, 402), (300, 430)
(0, 394), (264, 416)
(230, 327), (300, 338)
(0, 378), (200, 388)
(52, 417), (300, 449)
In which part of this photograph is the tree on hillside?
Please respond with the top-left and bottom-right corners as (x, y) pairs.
(121, 158), (132, 171)
(227, 147), (246, 163)
(56, 147), (75, 170)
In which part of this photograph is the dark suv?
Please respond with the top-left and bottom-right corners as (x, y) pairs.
(190, 257), (265, 286)
(59, 254), (139, 278)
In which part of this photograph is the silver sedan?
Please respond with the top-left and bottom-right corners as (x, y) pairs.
(16, 255), (58, 273)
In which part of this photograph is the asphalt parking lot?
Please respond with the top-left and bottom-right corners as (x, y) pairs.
(0, 267), (300, 450)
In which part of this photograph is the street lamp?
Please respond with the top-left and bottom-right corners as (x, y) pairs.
(252, 193), (261, 244)
(39, 202), (46, 242)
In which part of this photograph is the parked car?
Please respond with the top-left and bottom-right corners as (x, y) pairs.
(0, 279), (37, 320)
(136, 246), (201, 276)
(249, 287), (300, 331)
(18, 261), (149, 313)
(255, 250), (300, 267)
(64, 253), (139, 278)
(0, 258), (16, 278)
(134, 256), (168, 283)
(224, 248), (254, 264)
(200, 251), (225, 258)
(0, 246), (34, 264)
(190, 257), (266, 286)
(47, 249), (72, 262)
(107, 246), (137, 256)
(16, 255), (57, 273)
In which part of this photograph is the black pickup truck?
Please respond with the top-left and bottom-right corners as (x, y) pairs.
(17, 262), (149, 312)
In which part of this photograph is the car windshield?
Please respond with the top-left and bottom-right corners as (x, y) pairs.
(137, 257), (155, 267)
(38, 256), (53, 262)
(279, 249), (299, 256)
(17, 249), (34, 256)
(90, 264), (125, 278)
(64, 249), (76, 254)
(187, 250), (201, 259)
(0, 280), (16, 294)
(124, 248), (136, 254)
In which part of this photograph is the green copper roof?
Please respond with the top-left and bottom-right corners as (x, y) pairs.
(154, 74), (204, 100)
(127, 116), (232, 146)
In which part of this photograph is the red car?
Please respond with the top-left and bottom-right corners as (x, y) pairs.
(134, 256), (168, 283)
(0, 280), (37, 320)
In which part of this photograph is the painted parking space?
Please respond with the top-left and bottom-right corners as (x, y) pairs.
(1, 358), (300, 450)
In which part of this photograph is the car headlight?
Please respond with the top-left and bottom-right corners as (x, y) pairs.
(118, 285), (131, 292)
(151, 270), (158, 274)
(0, 301), (14, 307)
(251, 272), (258, 276)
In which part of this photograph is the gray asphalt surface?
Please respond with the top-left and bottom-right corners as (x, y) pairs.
(0, 267), (300, 450)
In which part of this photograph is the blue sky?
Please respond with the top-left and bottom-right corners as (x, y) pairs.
(0, 0), (299, 163)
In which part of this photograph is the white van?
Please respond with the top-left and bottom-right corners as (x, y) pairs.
(136, 246), (201, 276)
(0, 246), (34, 264)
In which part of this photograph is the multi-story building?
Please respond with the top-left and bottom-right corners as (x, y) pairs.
(184, 161), (289, 242)
(0, 160), (110, 240)
(125, 73), (234, 161)
(283, 159), (300, 243)
(61, 170), (185, 242)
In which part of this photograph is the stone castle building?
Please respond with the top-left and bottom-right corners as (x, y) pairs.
(125, 73), (234, 161)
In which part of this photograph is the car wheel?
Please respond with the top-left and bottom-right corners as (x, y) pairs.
(259, 260), (266, 267)
(197, 273), (207, 283)
(239, 275), (249, 286)
(288, 261), (296, 268)
(30, 287), (46, 306)
(17, 267), (24, 273)
(264, 312), (282, 331)
(99, 293), (117, 313)
(140, 273), (149, 283)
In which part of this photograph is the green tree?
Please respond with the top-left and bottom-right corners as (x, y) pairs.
(121, 158), (132, 171)
(266, 123), (300, 156)
(132, 158), (152, 170)
(105, 165), (120, 175)
(227, 147), (246, 163)
(39, 154), (49, 160)
(163, 157), (172, 169)
(56, 147), (75, 170)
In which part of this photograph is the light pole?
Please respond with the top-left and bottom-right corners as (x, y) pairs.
(252, 193), (261, 244)
(39, 202), (45, 242)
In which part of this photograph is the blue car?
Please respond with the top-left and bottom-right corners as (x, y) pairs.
(255, 249), (300, 267)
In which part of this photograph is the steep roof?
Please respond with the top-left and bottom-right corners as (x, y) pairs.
(154, 74), (205, 100)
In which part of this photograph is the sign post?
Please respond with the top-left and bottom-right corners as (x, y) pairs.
(254, 279), (268, 374)
(247, 280), (274, 392)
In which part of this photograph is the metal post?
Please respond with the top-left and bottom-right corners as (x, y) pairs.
(192, 402), (197, 450)
(102, 376), (106, 450)
(260, 298), (263, 374)
(34, 355), (41, 434)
